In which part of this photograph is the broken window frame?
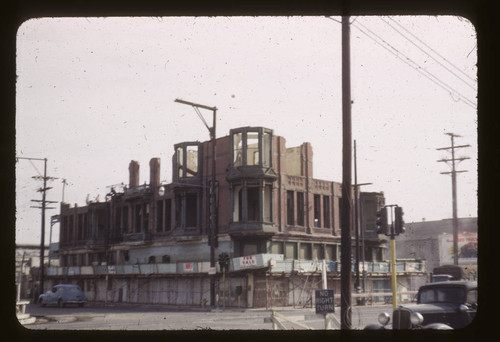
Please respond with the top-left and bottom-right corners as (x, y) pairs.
(230, 127), (273, 168)
(174, 142), (202, 179)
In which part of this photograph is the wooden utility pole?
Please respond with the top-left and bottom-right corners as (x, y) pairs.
(437, 133), (469, 265)
(18, 157), (57, 294)
(340, 15), (353, 330)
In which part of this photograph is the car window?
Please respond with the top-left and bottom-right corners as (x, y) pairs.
(419, 287), (464, 304)
(466, 289), (477, 305)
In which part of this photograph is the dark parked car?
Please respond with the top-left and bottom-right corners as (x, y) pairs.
(38, 284), (87, 307)
(365, 281), (477, 329)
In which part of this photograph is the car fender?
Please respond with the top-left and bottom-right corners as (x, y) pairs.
(423, 323), (453, 330)
(364, 324), (387, 330)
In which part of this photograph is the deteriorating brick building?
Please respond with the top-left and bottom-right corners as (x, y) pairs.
(48, 127), (426, 307)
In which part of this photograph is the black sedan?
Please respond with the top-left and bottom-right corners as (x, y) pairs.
(365, 280), (477, 329)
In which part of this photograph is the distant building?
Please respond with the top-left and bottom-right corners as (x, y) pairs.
(46, 126), (426, 307)
(396, 218), (478, 275)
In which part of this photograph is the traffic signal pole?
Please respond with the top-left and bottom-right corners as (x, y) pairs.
(377, 205), (405, 309)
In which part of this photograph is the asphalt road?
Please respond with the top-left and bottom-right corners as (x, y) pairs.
(21, 302), (392, 330)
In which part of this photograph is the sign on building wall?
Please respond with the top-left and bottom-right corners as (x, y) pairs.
(183, 262), (194, 272)
(439, 233), (478, 265)
(240, 255), (257, 267)
(315, 289), (335, 314)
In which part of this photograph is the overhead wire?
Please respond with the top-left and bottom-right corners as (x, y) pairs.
(351, 19), (477, 109)
(380, 16), (477, 91)
(384, 16), (477, 84)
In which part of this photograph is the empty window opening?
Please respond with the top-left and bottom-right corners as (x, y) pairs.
(156, 200), (164, 232)
(287, 191), (294, 225)
(175, 194), (182, 227)
(233, 185), (242, 222)
(233, 132), (243, 166)
(247, 187), (260, 221)
(186, 145), (198, 177)
(323, 195), (331, 228)
(247, 132), (260, 166)
(176, 146), (184, 178)
(264, 184), (273, 222)
(185, 193), (197, 227)
(135, 204), (142, 232)
(296, 192), (305, 226)
(165, 199), (172, 231)
(262, 131), (271, 167)
(314, 194), (321, 227)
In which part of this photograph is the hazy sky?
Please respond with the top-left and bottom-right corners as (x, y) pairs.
(15, 16), (477, 245)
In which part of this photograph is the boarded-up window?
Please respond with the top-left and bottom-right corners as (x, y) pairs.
(325, 245), (336, 260)
(313, 245), (324, 259)
(271, 241), (283, 254)
(299, 244), (312, 260)
(285, 243), (297, 260)
(243, 243), (258, 256)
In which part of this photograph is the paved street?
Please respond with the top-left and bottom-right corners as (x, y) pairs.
(21, 302), (392, 330)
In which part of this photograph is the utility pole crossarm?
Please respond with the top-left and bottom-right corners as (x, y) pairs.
(440, 170), (468, 175)
(437, 157), (470, 163)
(436, 144), (470, 150)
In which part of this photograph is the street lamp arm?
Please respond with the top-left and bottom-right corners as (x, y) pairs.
(174, 98), (217, 111)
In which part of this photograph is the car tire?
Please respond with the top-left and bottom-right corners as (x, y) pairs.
(39, 299), (45, 307)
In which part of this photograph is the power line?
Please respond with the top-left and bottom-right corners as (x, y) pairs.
(385, 16), (476, 85)
(380, 16), (477, 91)
(326, 16), (477, 109)
(351, 20), (476, 109)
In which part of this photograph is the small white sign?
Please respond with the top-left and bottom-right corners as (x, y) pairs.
(108, 265), (116, 274)
(208, 267), (217, 275)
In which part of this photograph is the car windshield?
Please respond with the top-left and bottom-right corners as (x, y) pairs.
(418, 286), (464, 304)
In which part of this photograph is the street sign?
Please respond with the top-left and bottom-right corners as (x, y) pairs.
(315, 289), (335, 314)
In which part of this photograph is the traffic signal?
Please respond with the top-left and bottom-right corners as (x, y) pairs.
(218, 252), (230, 272)
(376, 207), (388, 235)
(394, 206), (405, 235)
